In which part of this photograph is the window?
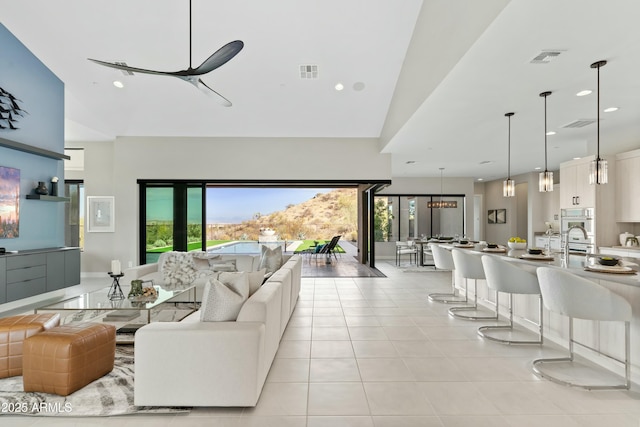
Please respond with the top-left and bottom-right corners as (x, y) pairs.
(373, 195), (465, 242)
(64, 180), (84, 248)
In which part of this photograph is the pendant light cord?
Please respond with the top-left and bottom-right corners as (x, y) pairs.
(544, 95), (548, 171)
(440, 168), (444, 205)
(506, 112), (514, 179)
(596, 63), (601, 162)
(189, 0), (193, 69)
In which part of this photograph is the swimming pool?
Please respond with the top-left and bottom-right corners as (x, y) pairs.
(207, 241), (286, 254)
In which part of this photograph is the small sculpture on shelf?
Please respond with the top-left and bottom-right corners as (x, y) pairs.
(50, 176), (58, 196)
(34, 181), (48, 195)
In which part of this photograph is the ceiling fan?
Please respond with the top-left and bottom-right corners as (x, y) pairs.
(88, 0), (243, 107)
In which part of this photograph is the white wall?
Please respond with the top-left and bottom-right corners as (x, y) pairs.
(67, 137), (391, 272)
(476, 171), (560, 245)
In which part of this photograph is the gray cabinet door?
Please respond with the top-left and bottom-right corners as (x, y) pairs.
(0, 258), (6, 304)
(47, 251), (66, 291)
(6, 277), (46, 302)
(64, 249), (81, 287)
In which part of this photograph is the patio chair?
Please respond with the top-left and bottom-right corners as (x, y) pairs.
(315, 235), (341, 262)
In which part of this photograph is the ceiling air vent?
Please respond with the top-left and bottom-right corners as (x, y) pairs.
(299, 65), (318, 79)
(530, 50), (563, 64)
(561, 119), (597, 129)
(114, 62), (134, 76)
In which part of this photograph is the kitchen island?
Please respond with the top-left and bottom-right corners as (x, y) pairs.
(439, 243), (639, 385)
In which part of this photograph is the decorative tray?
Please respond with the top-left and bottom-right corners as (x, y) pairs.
(483, 247), (506, 253)
(454, 243), (475, 248)
(584, 264), (637, 274)
(519, 254), (554, 261)
(128, 295), (158, 302)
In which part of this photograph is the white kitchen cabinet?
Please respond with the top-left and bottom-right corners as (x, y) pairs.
(615, 149), (640, 222)
(560, 156), (595, 208)
(599, 246), (640, 260)
(558, 155), (618, 248)
(535, 235), (561, 252)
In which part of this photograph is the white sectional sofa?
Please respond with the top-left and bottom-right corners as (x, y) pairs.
(129, 253), (302, 407)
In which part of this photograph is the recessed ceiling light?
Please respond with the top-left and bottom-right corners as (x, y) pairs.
(113, 80), (124, 88)
(334, 83), (344, 91)
(546, 131), (556, 136)
(479, 160), (492, 165)
(573, 157), (581, 160)
(604, 107), (619, 113)
(405, 161), (416, 164)
(576, 90), (592, 96)
(534, 167), (542, 170)
(353, 82), (365, 91)
(477, 178), (484, 181)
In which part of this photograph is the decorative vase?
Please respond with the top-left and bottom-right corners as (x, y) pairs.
(128, 280), (143, 298)
(50, 182), (58, 196)
(35, 181), (49, 195)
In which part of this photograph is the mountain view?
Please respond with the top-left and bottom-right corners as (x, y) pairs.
(206, 188), (358, 242)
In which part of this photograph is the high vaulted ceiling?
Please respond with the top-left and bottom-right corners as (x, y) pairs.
(2, 0), (640, 180)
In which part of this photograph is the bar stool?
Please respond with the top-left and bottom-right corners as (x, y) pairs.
(534, 267), (631, 390)
(448, 249), (498, 320)
(428, 244), (466, 303)
(478, 255), (543, 344)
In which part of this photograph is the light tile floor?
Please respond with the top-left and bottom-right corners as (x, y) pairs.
(4, 264), (640, 426)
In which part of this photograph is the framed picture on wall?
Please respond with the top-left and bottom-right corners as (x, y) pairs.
(87, 196), (115, 232)
(487, 209), (496, 224)
(496, 209), (507, 224)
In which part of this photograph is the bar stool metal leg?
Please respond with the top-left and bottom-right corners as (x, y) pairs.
(478, 294), (543, 345)
(448, 279), (499, 321)
(532, 317), (631, 390)
(429, 269), (468, 303)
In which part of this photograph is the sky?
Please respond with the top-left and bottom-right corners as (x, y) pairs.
(145, 187), (332, 223)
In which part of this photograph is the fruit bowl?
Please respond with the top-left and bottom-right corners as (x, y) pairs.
(597, 256), (619, 266)
(507, 241), (527, 250)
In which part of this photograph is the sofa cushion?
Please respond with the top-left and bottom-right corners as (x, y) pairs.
(258, 246), (283, 275)
(210, 260), (237, 272)
(218, 255), (258, 273)
(200, 272), (250, 322)
(161, 252), (197, 286)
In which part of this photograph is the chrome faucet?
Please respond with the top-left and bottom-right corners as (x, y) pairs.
(563, 225), (592, 263)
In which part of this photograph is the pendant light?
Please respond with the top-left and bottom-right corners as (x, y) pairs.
(589, 60), (608, 185)
(503, 112), (516, 197)
(427, 168), (458, 208)
(538, 91), (553, 192)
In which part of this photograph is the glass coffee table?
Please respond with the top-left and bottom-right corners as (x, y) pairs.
(35, 281), (197, 342)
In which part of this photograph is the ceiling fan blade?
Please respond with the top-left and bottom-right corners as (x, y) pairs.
(182, 77), (232, 107)
(88, 58), (171, 75)
(192, 40), (244, 75)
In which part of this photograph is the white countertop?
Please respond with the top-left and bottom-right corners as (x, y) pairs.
(439, 243), (640, 288)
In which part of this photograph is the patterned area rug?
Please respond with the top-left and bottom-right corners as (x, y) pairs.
(0, 346), (190, 417)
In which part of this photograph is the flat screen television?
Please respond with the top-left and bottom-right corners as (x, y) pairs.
(0, 165), (20, 238)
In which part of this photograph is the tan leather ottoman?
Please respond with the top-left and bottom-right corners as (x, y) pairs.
(0, 313), (61, 378)
(22, 323), (116, 396)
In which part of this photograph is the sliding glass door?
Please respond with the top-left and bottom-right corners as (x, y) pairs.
(141, 183), (204, 264)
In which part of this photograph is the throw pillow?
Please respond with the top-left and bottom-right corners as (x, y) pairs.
(161, 252), (197, 287)
(258, 245), (283, 275)
(210, 260), (237, 272)
(248, 268), (267, 296)
(314, 244), (326, 253)
(200, 272), (250, 321)
(191, 252), (220, 270)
